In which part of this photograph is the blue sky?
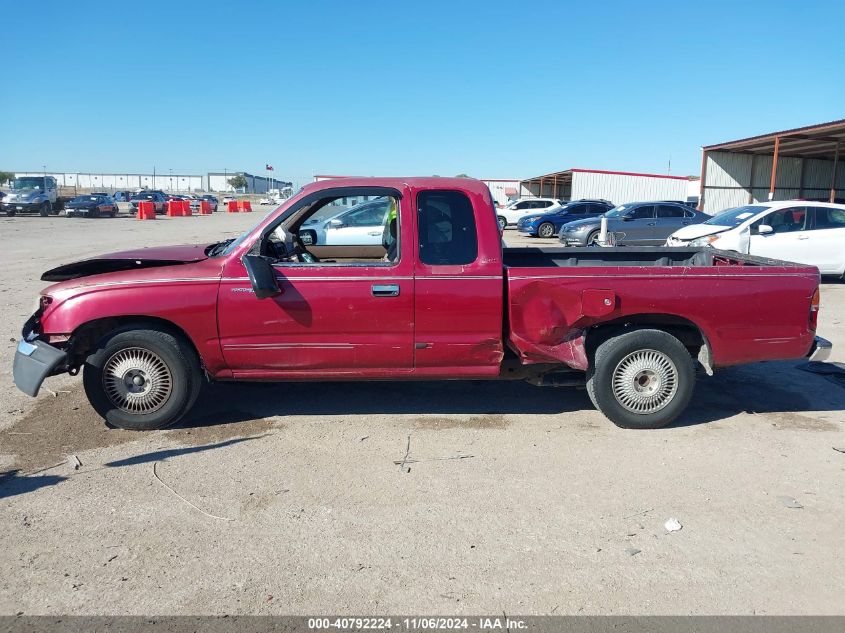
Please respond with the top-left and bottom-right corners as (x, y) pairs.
(4, 0), (845, 184)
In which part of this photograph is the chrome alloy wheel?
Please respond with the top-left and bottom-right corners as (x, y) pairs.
(102, 347), (173, 414)
(611, 349), (678, 414)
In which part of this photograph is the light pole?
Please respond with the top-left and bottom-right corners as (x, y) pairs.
(169, 169), (173, 193)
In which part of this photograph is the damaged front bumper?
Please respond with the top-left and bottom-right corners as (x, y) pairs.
(13, 338), (67, 397)
(807, 336), (832, 362)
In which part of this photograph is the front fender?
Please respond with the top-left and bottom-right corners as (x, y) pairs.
(40, 276), (226, 374)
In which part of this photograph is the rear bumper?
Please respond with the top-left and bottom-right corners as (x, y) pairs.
(13, 339), (67, 397)
(807, 336), (832, 362)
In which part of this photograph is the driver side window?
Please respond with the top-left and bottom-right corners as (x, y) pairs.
(270, 192), (401, 266)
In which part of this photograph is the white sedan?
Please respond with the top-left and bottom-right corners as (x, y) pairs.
(666, 200), (845, 276)
(300, 198), (390, 246)
(497, 198), (563, 229)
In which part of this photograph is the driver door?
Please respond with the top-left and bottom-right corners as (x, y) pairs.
(617, 205), (657, 244)
(217, 187), (415, 376)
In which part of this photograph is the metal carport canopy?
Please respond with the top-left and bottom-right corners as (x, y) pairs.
(700, 118), (845, 207)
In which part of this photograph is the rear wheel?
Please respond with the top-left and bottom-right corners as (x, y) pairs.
(82, 327), (203, 430)
(538, 222), (555, 238)
(586, 329), (695, 429)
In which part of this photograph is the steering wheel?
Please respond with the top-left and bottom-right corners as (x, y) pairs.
(265, 226), (320, 263)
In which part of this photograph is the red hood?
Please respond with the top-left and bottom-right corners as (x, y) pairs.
(97, 243), (211, 261)
(41, 243), (213, 282)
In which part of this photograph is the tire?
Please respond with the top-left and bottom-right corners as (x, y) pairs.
(538, 222), (555, 238)
(5, 209), (15, 217)
(587, 230), (601, 246)
(39, 201), (52, 217)
(497, 216), (507, 231)
(82, 326), (203, 430)
(586, 329), (695, 429)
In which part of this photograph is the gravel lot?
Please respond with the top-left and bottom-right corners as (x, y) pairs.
(1, 209), (843, 615)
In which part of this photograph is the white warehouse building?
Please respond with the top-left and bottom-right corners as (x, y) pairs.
(519, 168), (695, 206)
(14, 171), (204, 192)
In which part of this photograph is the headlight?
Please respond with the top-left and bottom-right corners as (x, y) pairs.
(688, 235), (721, 247)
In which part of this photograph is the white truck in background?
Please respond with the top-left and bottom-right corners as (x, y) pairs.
(2, 175), (67, 216)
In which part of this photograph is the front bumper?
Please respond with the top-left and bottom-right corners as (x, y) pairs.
(517, 225), (538, 235)
(13, 339), (67, 397)
(2, 201), (41, 212)
(807, 336), (833, 362)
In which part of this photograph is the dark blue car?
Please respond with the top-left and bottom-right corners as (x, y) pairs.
(516, 199), (614, 238)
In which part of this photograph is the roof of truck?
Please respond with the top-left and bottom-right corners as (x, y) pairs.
(303, 176), (494, 197)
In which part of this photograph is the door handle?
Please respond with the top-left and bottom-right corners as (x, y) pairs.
(647, 222), (656, 226)
(797, 235), (809, 240)
(367, 230), (382, 236)
(372, 284), (400, 297)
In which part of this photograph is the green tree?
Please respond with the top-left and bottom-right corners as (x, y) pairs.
(0, 171), (14, 186)
(227, 174), (248, 190)
(455, 173), (471, 178)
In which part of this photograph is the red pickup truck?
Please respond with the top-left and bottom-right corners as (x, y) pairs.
(13, 177), (831, 431)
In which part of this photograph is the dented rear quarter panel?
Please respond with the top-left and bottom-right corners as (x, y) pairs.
(505, 263), (820, 370)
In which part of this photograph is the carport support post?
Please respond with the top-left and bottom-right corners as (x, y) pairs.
(830, 141), (840, 203)
(697, 150), (708, 211)
(768, 136), (780, 201)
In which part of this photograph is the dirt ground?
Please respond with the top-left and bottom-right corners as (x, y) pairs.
(1, 210), (843, 615)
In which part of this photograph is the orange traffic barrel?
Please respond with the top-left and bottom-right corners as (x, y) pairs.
(137, 201), (156, 220)
(181, 199), (192, 216)
(166, 200), (181, 217)
(199, 200), (212, 214)
(227, 200), (239, 213)
(238, 200), (252, 212)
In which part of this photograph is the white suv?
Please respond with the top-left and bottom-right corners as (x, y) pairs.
(666, 200), (845, 277)
(497, 198), (563, 229)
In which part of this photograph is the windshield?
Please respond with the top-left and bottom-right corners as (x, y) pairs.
(72, 196), (101, 203)
(703, 205), (767, 227)
(132, 193), (157, 200)
(12, 177), (45, 191)
(604, 204), (632, 218)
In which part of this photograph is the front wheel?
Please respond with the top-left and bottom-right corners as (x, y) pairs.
(587, 230), (601, 246)
(537, 222), (555, 238)
(497, 216), (507, 231)
(586, 329), (695, 429)
(39, 201), (52, 217)
(83, 327), (203, 430)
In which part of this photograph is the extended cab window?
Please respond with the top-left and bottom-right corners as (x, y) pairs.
(418, 190), (478, 266)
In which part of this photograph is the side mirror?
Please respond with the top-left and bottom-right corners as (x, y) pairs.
(328, 218), (345, 229)
(621, 215), (633, 222)
(757, 224), (774, 235)
(242, 255), (281, 299)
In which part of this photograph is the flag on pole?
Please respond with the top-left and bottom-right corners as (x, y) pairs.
(265, 164), (274, 171)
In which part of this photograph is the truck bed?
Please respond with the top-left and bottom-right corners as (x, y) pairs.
(503, 247), (820, 371)
(503, 246), (798, 268)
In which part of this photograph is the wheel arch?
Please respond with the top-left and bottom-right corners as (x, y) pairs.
(585, 313), (714, 375)
(67, 315), (204, 372)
